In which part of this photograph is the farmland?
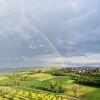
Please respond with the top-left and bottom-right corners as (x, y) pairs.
(0, 68), (99, 100)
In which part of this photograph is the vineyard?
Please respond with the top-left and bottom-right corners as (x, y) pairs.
(0, 89), (69, 100)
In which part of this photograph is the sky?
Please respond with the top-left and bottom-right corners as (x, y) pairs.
(0, 0), (100, 68)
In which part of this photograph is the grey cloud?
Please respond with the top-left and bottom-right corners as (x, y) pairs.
(0, 0), (99, 67)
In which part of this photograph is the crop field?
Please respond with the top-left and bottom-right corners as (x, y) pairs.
(0, 89), (69, 100)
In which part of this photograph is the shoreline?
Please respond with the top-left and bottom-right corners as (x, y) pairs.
(0, 66), (100, 74)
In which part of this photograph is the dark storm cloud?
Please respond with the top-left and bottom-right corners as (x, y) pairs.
(0, 0), (100, 67)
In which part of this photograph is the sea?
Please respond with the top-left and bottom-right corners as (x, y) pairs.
(0, 66), (35, 74)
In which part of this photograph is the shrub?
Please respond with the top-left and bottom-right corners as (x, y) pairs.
(31, 80), (64, 93)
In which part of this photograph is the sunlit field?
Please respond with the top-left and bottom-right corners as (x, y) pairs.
(0, 89), (69, 100)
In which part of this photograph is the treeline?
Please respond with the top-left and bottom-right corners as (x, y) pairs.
(71, 73), (100, 86)
(45, 69), (67, 76)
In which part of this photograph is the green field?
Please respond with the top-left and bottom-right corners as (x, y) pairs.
(19, 75), (70, 90)
(80, 87), (100, 100)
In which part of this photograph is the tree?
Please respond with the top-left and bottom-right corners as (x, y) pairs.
(15, 78), (21, 86)
(47, 80), (64, 93)
(71, 84), (80, 97)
